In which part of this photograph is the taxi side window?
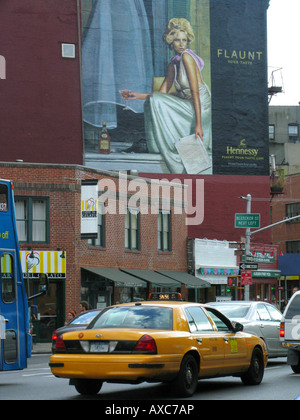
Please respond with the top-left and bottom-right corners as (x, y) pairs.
(185, 307), (214, 332)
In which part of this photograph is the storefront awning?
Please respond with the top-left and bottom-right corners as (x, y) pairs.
(155, 270), (211, 289)
(82, 267), (147, 288)
(121, 269), (181, 288)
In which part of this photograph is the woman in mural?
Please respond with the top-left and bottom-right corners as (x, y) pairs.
(121, 18), (212, 174)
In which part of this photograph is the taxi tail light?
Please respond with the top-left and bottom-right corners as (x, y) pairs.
(280, 322), (285, 338)
(134, 335), (157, 354)
(55, 334), (66, 353)
(52, 330), (58, 341)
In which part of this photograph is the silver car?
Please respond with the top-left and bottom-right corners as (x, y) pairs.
(209, 301), (287, 358)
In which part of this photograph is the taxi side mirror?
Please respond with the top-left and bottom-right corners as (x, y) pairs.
(232, 322), (244, 333)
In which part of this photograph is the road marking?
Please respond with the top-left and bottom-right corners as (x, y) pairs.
(22, 372), (51, 377)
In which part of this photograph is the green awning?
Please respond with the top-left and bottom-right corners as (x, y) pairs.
(156, 270), (211, 289)
(82, 267), (147, 288)
(121, 269), (181, 288)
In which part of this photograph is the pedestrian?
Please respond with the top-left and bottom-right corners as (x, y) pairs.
(65, 310), (76, 325)
(79, 301), (91, 313)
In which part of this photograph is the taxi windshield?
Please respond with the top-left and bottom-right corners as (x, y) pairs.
(89, 306), (173, 330)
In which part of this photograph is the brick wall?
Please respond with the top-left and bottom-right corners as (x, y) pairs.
(0, 163), (188, 311)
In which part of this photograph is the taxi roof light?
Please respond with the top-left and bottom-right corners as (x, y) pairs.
(148, 292), (182, 301)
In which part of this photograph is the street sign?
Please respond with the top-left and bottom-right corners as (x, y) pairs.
(240, 270), (253, 286)
(235, 213), (261, 229)
(239, 263), (258, 271)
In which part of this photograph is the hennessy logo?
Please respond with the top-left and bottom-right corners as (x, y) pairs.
(239, 139), (246, 148)
(0, 55), (6, 79)
(227, 139), (258, 157)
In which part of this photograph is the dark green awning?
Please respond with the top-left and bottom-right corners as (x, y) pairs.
(121, 269), (181, 288)
(156, 270), (211, 289)
(82, 267), (147, 288)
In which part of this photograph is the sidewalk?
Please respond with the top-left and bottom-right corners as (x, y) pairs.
(32, 342), (52, 354)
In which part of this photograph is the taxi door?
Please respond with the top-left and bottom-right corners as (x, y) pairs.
(185, 307), (225, 377)
(0, 251), (20, 371)
(205, 307), (248, 374)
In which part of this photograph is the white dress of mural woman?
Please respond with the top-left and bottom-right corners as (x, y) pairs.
(121, 18), (212, 174)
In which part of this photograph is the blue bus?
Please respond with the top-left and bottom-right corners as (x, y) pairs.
(0, 179), (48, 372)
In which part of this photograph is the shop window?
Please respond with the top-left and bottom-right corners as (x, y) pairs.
(158, 210), (171, 252)
(15, 197), (49, 244)
(125, 208), (140, 251)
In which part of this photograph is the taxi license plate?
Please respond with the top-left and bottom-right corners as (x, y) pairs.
(90, 342), (109, 353)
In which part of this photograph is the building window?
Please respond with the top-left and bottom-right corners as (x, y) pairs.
(269, 124), (275, 141)
(15, 198), (49, 244)
(158, 210), (171, 252)
(125, 208), (140, 251)
(286, 241), (300, 254)
(288, 124), (299, 143)
(61, 43), (76, 59)
(88, 205), (105, 247)
(286, 203), (300, 223)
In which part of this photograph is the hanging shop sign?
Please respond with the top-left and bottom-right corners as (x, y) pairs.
(20, 251), (66, 279)
(81, 179), (98, 239)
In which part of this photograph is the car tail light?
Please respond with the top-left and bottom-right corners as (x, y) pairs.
(52, 330), (58, 341)
(134, 335), (157, 354)
(55, 334), (66, 352)
(280, 322), (285, 338)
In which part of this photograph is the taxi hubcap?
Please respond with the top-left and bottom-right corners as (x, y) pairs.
(185, 364), (194, 386)
(253, 358), (260, 376)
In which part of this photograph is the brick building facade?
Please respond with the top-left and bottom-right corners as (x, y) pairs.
(0, 162), (191, 340)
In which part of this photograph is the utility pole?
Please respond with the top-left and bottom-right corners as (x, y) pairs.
(239, 193), (300, 302)
(242, 194), (252, 301)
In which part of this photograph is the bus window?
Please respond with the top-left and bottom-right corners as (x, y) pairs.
(1, 254), (15, 304)
(0, 183), (8, 212)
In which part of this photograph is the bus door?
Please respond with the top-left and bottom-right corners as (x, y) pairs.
(0, 251), (20, 371)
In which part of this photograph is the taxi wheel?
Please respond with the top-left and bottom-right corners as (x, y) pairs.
(172, 354), (198, 397)
(241, 348), (264, 386)
(74, 379), (103, 395)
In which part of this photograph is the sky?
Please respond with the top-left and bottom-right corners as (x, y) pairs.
(267, 0), (300, 106)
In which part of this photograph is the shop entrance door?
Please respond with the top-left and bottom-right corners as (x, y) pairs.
(30, 280), (64, 342)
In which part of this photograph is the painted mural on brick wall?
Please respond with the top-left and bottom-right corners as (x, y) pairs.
(81, 0), (269, 176)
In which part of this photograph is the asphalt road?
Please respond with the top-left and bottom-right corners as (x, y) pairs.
(0, 355), (299, 401)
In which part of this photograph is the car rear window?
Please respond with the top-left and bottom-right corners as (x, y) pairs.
(89, 306), (173, 330)
(286, 295), (300, 320)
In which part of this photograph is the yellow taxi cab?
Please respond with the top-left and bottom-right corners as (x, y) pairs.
(49, 293), (268, 397)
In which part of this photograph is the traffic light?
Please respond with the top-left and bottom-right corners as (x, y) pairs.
(227, 275), (240, 287)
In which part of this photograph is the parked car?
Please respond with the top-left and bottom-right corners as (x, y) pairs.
(50, 294), (268, 397)
(280, 291), (300, 373)
(52, 309), (101, 353)
(209, 301), (287, 358)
